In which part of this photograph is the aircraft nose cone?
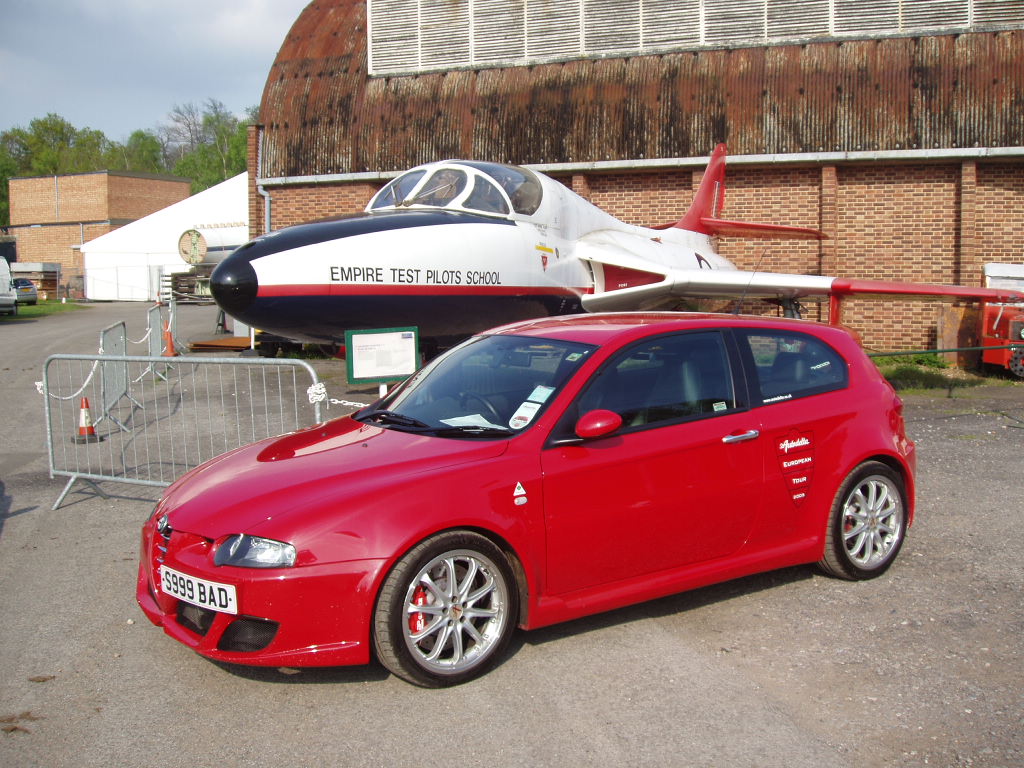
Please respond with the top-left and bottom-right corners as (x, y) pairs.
(210, 252), (258, 314)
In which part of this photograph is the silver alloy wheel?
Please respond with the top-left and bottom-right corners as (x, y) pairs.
(841, 475), (904, 569)
(401, 548), (510, 675)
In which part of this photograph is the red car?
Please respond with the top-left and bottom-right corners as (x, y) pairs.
(137, 313), (916, 687)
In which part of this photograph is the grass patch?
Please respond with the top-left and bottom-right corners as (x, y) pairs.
(870, 350), (1024, 394)
(879, 364), (982, 393)
(870, 352), (948, 369)
(0, 300), (90, 321)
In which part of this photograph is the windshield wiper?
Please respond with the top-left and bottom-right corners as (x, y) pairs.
(430, 425), (514, 438)
(356, 409), (432, 430)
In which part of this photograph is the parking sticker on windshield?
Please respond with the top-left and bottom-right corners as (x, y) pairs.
(527, 385), (555, 403)
(509, 401), (541, 430)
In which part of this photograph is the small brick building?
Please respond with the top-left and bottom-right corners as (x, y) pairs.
(7, 171), (190, 297)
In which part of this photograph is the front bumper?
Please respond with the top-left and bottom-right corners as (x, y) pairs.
(136, 521), (387, 667)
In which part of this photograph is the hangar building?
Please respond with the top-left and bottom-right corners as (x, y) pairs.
(247, 0), (1024, 350)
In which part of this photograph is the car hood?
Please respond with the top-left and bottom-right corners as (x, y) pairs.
(159, 416), (509, 539)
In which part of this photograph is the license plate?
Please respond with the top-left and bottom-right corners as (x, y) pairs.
(159, 565), (237, 615)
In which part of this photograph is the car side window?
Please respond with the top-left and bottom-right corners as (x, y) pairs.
(567, 331), (738, 434)
(741, 331), (848, 404)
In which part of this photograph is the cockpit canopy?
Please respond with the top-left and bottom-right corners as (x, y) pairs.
(367, 161), (544, 218)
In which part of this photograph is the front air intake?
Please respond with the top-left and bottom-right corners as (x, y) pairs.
(218, 617), (279, 652)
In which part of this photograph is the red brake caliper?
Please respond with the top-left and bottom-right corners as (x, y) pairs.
(409, 586), (428, 633)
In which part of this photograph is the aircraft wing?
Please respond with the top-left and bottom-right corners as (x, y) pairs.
(649, 217), (825, 239)
(579, 252), (1024, 313)
(698, 217), (826, 240)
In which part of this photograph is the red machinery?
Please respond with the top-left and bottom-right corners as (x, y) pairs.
(980, 264), (1024, 378)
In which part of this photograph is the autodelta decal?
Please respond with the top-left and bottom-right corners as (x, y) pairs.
(776, 430), (814, 507)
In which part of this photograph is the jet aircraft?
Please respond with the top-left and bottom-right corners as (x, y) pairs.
(210, 146), (1024, 345)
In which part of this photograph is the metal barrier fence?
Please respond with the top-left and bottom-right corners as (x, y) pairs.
(41, 354), (324, 509)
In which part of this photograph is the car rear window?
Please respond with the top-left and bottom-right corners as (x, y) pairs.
(739, 331), (848, 404)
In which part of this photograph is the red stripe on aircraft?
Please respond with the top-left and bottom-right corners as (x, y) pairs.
(258, 284), (591, 297)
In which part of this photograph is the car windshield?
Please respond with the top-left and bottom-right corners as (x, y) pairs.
(356, 334), (596, 437)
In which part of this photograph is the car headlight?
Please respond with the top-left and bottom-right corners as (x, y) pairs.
(214, 534), (296, 568)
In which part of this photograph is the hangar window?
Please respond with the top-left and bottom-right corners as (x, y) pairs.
(367, 0), (1024, 76)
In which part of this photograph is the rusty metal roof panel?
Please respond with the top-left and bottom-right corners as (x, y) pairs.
(258, 0), (1024, 177)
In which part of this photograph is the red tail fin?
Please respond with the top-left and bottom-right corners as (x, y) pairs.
(674, 144), (728, 232)
(667, 143), (825, 240)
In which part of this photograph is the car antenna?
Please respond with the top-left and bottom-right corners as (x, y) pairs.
(733, 246), (768, 315)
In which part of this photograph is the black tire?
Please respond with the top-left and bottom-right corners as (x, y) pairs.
(1010, 348), (1024, 379)
(257, 342), (280, 358)
(818, 461), (907, 580)
(373, 531), (518, 687)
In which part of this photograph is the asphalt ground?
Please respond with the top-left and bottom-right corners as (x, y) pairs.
(1, 302), (1022, 768)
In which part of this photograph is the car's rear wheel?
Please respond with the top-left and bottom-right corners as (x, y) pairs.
(373, 531), (518, 687)
(818, 461), (907, 580)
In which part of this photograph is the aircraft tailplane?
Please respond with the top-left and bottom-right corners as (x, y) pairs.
(665, 144), (825, 240)
(673, 144), (728, 233)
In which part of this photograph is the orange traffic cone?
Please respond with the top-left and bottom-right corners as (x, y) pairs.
(72, 397), (104, 444)
(162, 322), (179, 357)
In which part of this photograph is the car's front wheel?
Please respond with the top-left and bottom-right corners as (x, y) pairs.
(818, 461), (907, 580)
(373, 531), (518, 687)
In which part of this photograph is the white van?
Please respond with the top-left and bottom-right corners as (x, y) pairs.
(0, 259), (17, 315)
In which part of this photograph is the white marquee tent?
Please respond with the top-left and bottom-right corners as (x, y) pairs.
(82, 173), (248, 301)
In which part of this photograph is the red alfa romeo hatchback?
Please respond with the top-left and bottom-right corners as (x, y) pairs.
(138, 313), (915, 687)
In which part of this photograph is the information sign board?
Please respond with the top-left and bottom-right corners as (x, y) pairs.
(345, 327), (419, 384)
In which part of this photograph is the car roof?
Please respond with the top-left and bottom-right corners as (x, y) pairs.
(487, 312), (850, 346)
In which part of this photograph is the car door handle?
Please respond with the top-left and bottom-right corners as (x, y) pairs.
(722, 429), (760, 444)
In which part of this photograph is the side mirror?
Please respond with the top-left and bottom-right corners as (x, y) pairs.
(575, 409), (623, 440)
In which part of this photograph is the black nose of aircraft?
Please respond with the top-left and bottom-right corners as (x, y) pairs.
(210, 249), (258, 315)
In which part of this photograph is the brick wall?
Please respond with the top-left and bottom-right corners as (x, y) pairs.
(252, 183), (382, 239)
(8, 171), (190, 296)
(11, 223), (114, 293)
(253, 157), (1024, 351)
(976, 164), (1024, 268)
(10, 174), (109, 225)
(107, 175), (190, 220)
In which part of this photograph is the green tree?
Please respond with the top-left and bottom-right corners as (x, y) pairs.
(104, 130), (166, 173)
(165, 99), (253, 193)
(0, 103), (252, 225)
(3, 113), (112, 175)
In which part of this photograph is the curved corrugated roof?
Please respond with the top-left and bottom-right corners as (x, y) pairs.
(258, 0), (1024, 177)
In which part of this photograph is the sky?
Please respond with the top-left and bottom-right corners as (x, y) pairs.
(1, 0), (312, 141)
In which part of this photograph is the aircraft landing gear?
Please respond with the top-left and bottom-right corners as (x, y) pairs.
(779, 298), (805, 319)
